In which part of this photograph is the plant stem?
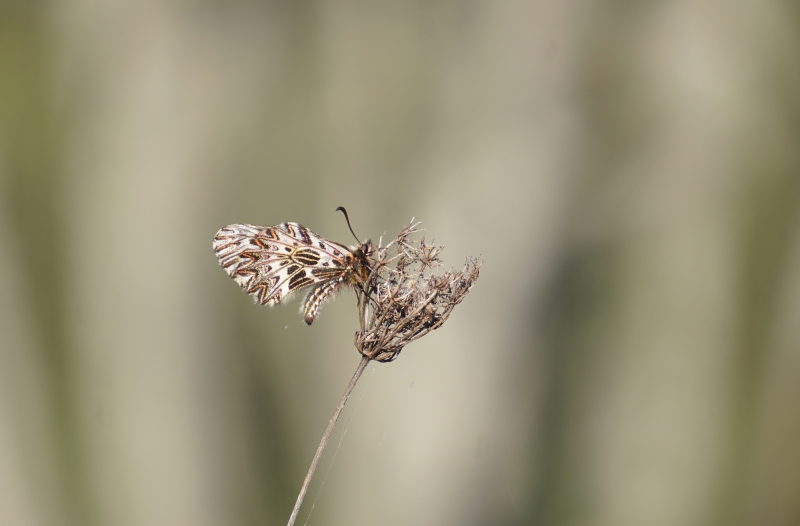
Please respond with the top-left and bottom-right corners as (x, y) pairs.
(286, 355), (371, 526)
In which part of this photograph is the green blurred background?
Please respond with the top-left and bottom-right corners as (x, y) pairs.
(1, 1), (799, 525)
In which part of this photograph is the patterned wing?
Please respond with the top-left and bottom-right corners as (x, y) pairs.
(213, 222), (352, 307)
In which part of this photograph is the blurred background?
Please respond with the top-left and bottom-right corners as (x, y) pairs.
(1, 1), (799, 525)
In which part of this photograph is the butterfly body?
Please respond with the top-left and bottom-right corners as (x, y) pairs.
(213, 222), (372, 324)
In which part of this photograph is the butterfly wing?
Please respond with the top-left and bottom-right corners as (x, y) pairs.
(213, 222), (352, 307)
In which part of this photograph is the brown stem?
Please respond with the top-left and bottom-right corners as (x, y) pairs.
(286, 355), (371, 526)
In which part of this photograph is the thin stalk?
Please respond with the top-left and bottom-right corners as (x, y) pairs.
(286, 355), (371, 526)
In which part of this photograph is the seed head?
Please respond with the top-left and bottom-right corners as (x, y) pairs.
(354, 221), (481, 362)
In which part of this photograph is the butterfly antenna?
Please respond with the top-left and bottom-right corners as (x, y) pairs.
(335, 206), (361, 243)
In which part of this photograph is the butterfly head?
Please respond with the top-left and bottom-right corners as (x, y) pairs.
(358, 240), (373, 258)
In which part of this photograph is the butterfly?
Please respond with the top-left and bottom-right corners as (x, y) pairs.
(213, 208), (373, 325)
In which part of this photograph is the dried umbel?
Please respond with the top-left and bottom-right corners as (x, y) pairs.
(355, 221), (481, 362)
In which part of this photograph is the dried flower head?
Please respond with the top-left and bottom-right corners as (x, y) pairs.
(354, 221), (481, 362)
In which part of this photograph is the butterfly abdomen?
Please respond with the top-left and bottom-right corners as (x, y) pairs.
(302, 280), (344, 325)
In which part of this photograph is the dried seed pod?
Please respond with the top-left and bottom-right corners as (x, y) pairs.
(354, 221), (481, 362)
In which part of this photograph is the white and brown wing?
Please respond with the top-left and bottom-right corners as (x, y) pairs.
(213, 222), (353, 318)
